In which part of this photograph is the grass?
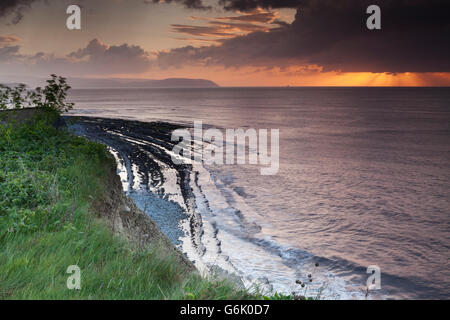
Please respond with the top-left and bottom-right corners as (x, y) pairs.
(0, 113), (265, 300)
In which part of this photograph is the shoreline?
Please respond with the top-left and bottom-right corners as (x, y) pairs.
(62, 116), (376, 298)
(65, 116), (213, 271)
(65, 116), (193, 246)
(65, 116), (259, 290)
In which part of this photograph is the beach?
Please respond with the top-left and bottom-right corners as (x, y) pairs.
(66, 117), (222, 275)
(66, 115), (276, 293)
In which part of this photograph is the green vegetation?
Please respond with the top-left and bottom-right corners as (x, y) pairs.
(0, 114), (263, 299)
(0, 74), (74, 114)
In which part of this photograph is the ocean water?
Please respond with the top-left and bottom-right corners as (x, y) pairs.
(68, 87), (450, 299)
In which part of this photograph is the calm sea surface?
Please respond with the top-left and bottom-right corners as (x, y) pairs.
(68, 87), (450, 299)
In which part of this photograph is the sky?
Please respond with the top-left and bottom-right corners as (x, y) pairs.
(0, 0), (449, 86)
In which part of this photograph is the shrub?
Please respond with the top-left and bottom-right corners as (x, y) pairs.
(0, 74), (74, 115)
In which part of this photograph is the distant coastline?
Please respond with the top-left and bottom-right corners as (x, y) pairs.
(68, 77), (220, 89)
(0, 76), (220, 89)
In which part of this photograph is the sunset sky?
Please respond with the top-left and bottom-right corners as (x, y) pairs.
(0, 0), (449, 86)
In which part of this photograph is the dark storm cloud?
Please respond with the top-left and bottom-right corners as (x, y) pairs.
(158, 0), (450, 73)
(0, 0), (37, 24)
(1, 0), (211, 25)
(2, 0), (448, 74)
(144, 0), (211, 10)
(219, 0), (302, 11)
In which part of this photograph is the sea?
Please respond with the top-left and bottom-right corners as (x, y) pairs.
(68, 87), (450, 299)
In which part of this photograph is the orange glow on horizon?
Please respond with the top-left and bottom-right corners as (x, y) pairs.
(108, 66), (450, 87)
(304, 72), (450, 87)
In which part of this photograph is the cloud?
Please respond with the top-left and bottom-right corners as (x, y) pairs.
(171, 10), (282, 44)
(1, 0), (211, 25)
(219, 0), (302, 11)
(66, 39), (153, 74)
(213, 10), (277, 23)
(0, 0), (38, 24)
(0, 35), (21, 46)
(0, 39), (154, 76)
(157, 0), (450, 73)
(145, 0), (211, 10)
(2, 0), (448, 77)
(171, 20), (270, 38)
(0, 45), (22, 61)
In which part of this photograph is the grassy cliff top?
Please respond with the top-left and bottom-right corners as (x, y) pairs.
(0, 113), (266, 299)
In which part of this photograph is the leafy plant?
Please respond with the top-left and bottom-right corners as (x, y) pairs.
(39, 74), (75, 113)
(263, 292), (293, 300)
(0, 74), (74, 115)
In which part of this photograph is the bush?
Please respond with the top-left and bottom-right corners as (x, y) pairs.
(0, 74), (74, 115)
